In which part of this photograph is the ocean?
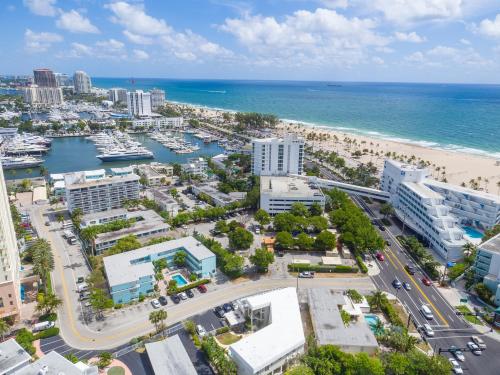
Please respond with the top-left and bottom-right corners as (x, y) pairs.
(93, 78), (500, 157)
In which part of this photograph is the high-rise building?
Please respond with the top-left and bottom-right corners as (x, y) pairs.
(251, 135), (305, 176)
(150, 89), (165, 110)
(73, 70), (92, 94)
(21, 85), (64, 106)
(54, 73), (72, 87)
(127, 90), (152, 117)
(0, 167), (21, 321)
(33, 68), (57, 87)
(108, 88), (128, 104)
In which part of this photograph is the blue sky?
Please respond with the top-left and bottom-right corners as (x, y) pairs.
(1, 0), (500, 83)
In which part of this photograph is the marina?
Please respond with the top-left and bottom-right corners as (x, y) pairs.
(88, 131), (154, 161)
(149, 131), (201, 154)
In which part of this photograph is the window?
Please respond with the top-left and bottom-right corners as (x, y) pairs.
(0, 298), (3, 308)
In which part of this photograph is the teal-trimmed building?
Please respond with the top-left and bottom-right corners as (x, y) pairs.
(103, 236), (216, 304)
(474, 233), (500, 306)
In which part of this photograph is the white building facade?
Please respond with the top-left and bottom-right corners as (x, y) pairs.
(108, 88), (128, 103)
(127, 90), (152, 117)
(73, 70), (92, 94)
(132, 117), (184, 129)
(251, 135), (305, 176)
(474, 234), (500, 306)
(150, 89), (166, 110)
(21, 85), (64, 105)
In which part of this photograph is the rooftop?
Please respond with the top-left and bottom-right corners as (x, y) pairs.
(425, 179), (500, 204)
(261, 176), (324, 198)
(229, 288), (305, 373)
(308, 289), (378, 350)
(103, 236), (215, 286)
(65, 171), (139, 189)
(110, 166), (134, 175)
(145, 335), (197, 375)
(0, 339), (31, 374)
(14, 351), (97, 375)
(402, 181), (443, 200)
(479, 233), (500, 255)
(82, 208), (128, 223)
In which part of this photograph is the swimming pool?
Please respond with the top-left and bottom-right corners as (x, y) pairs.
(364, 314), (382, 333)
(171, 273), (188, 286)
(462, 226), (484, 239)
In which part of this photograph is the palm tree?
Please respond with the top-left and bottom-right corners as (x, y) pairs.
(36, 293), (62, 315)
(373, 319), (385, 336)
(31, 239), (54, 290)
(56, 213), (65, 228)
(369, 291), (386, 312)
(149, 310), (168, 336)
(0, 319), (10, 342)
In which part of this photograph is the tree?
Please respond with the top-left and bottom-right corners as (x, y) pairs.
(30, 239), (54, 290)
(290, 202), (309, 218)
(309, 202), (323, 216)
(149, 309), (168, 336)
(228, 227), (254, 250)
(254, 209), (271, 226)
(173, 251), (187, 267)
(36, 293), (62, 315)
(295, 232), (314, 251)
(285, 365), (314, 375)
(96, 352), (112, 369)
(308, 216), (328, 233)
(56, 214), (65, 228)
(368, 291), (387, 312)
(89, 288), (114, 319)
(0, 319), (10, 341)
(380, 202), (395, 219)
(250, 248), (275, 272)
(214, 220), (229, 234)
(314, 230), (337, 251)
(70, 208), (83, 230)
(273, 212), (297, 233)
(275, 231), (294, 250)
(170, 188), (179, 198)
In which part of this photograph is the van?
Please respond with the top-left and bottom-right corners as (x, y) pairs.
(421, 305), (434, 320)
(77, 282), (89, 293)
(423, 324), (434, 337)
(33, 321), (55, 332)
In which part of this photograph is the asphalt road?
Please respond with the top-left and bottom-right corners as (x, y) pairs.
(317, 162), (500, 374)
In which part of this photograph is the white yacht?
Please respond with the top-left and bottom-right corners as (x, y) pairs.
(0, 156), (43, 169)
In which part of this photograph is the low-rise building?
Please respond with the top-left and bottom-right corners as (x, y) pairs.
(93, 210), (170, 254)
(0, 339), (31, 374)
(228, 288), (305, 375)
(191, 184), (246, 207)
(474, 234), (500, 305)
(80, 208), (129, 228)
(110, 166), (134, 177)
(181, 157), (208, 178)
(145, 334), (197, 375)
(260, 176), (325, 215)
(103, 236), (216, 304)
(211, 153), (228, 169)
(145, 187), (180, 217)
(136, 164), (167, 186)
(13, 350), (98, 375)
(132, 117), (184, 129)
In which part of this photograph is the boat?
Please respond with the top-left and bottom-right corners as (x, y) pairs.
(96, 148), (154, 161)
(0, 156), (43, 169)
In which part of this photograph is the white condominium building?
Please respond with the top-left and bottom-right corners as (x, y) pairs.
(251, 135), (305, 176)
(381, 159), (500, 260)
(64, 169), (140, 214)
(260, 175), (325, 215)
(181, 157), (208, 177)
(127, 90), (152, 117)
(0, 167), (21, 321)
(73, 70), (92, 94)
(150, 89), (166, 110)
(132, 117), (184, 129)
(21, 85), (64, 105)
(474, 234), (500, 306)
(108, 88), (128, 104)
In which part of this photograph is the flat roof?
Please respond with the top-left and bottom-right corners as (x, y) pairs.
(308, 289), (378, 349)
(479, 233), (500, 255)
(402, 181), (443, 200)
(229, 288), (305, 373)
(32, 186), (47, 202)
(65, 172), (139, 189)
(0, 338), (31, 373)
(261, 176), (324, 198)
(145, 335), (197, 375)
(103, 236), (215, 287)
(425, 179), (500, 204)
(82, 208), (128, 222)
(110, 166), (133, 174)
(14, 351), (97, 375)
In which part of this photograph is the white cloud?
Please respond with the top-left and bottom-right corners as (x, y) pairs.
(133, 49), (149, 60)
(405, 51), (425, 62)
(405, 45), (491, 67)
(161, 30), (234, 61)
(373, 0), (462, 25)
(23, 0), (57, 17)
(67, 42), (93, 57)
(174, 51), (197, 61)
(95, 39), (125, 51)
(24, 28), (63, 52)
(220, 8), (389, 67)
(123, 30), (153, 45)
(395, 31), (426, 43)
(476, 14), (500, 38)
(372, 56), (385, 65)
(56, 10), (99, 34)
(319, 0), (349, 9)
(460, 38), (471, 45)
(63, 39), (126, 60)
(106, 1), (171, 36)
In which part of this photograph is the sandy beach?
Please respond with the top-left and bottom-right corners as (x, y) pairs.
(183, 104), (500, 195)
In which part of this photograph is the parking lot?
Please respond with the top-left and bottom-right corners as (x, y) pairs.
(40, 335), (101, 361)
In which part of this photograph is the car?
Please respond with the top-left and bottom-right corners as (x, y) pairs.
(45, 221), (50, 226)
(255, 228), (260, 234)
(298, 271), (315, 278)
(385, 240), (391, 246)
(403, 282), (411, 291)
(378, 225), (386, 231)
(450, 346), (465, 362)
(171, 294), (181, 304)
(392, 279), (402, 289)
(466, 341), (482, 355)
(214, 306), (225, 318)
(158, 296), (168, 306)
(197, 284), (207, 293)
(179, 292), (188, 300)
(471, 335), (486, 350)
(186, 289), (194, 298)
(277, 250), (285, 257)
(223, 303), (233, 312)
(423, 324), (434, 337)
(420, 304), (434, 320)
(196, 324), (207, 337)
(231, 301), (238, 311)
(375, 252), (385, 261)
(76, 276), (85, 284)
(449, 358), (463, 374)
(151, 299), (161, 309)
(79, 292), (90, 301)
(421, 277), (432, 286)
(405, 263), (416, 275)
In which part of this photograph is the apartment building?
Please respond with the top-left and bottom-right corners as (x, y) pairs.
(474, 234), (500, 306)
(150, 89), (166, 110)
(33, 68), (57, 87)
(127, 90), (152, 117)
(73, 70), (92, 94)
(64, 169), (140, 214)
(108, 88), (128, 104)
(132, 117), (184, 129)
(181, 157), (208, 177)
(251, 135), (305, 176)
(0, 167), (21, 321)
(21, 85), (64, 105)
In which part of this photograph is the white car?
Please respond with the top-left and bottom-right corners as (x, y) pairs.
(450, 346), (465, 362)
(471, 335), (486, 350)
(466, 341), (482, 355)
(423, 324), (434, 337)
(151, 299), (161, 309)
(449, 358), (463, 374)
(196, 324), (207, 337)
(298, 271), (315, 278)
(179, 292), (188, 300)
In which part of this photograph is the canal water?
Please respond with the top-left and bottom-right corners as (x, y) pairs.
(4, 133), (224, 180)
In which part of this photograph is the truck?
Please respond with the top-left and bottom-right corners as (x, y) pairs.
(33, 321), (55, 332)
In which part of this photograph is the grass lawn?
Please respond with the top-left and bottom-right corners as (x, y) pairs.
(389, 300), (415, 332)
(216, 332), (242, 345)
(455, 305), (484, 325)
(107, 367), (125, 375)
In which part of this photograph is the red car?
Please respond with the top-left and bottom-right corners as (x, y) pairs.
(375, 252), (385, 261)
(421, 277), (432, 286)
(197, 284), (207, 293)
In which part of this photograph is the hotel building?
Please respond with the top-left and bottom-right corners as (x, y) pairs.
(73, 70), (92, 94)
(33, 68), (57, 87)
(127, 90), (152, 117)
(150, 89), (166, 110)
(108, 88), (128, 104)
(21, 85), (64, 106)
(251, 135), (305, 176)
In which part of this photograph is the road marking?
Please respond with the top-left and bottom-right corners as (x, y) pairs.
(384, 248), (448, 326)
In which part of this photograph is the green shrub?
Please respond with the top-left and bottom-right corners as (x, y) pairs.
(356, 256), (368, 274)
(448, 263), (466, 280)
(287, 263), (358, 273)
(167, 278), (210, 295)
(216, 326), (230, 335)
(346, 289), (363, 303)
(34, 327), (60, 340)
(138, 295), (145, 302)
(38, 312), (57, 322)
(114, 304), (123, 310)
(15, 328), (35, 355)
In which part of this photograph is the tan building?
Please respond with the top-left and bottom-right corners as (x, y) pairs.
(0, 167), (21, 321)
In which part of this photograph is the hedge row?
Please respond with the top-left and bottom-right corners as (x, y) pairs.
(167, 278), (210, 295)
(34, 327), (60, 340)
(288, 263), (358, 273)
(356, 256), (368, 274)
(380, 300), (404, 327)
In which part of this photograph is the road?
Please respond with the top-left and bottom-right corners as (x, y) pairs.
(316, 162), (500, 374)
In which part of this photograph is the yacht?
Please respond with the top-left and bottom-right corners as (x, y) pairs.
(96, 148), (154, 161)
(0, 156), (43, 169)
